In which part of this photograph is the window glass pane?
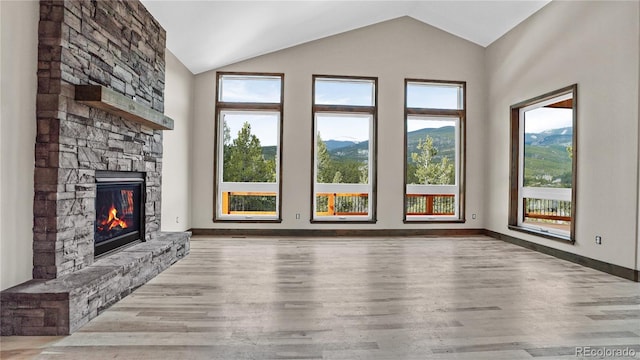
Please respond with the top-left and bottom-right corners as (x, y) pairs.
(315, 78), (374, 106)
(523, 107), (573, 189)
(316, 114), (370, 184)
(406, 117), (456, 185)
(222, 112), (278, 183)
(521, 96), (573, 234)
(219, 75), (281, 103)
(407, 83), (462, 109)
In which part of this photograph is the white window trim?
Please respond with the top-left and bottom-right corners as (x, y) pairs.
(217, 110), (281, 220)
(313, 112), (374, 221)
(405, 115), (461, 221)
(314, 78), (375, 107)
(406, 82), (465, 110)
(218, 74), (282, 103)
(517, 94), (573, 236)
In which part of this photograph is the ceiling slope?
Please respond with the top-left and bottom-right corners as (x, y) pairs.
(141, 1), (550, 74)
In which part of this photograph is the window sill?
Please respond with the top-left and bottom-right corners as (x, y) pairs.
(310, 219), (377, 224)
(404, 218), (465, 224)
(508, 225), (574, 244)
(213, 217), (282, 224)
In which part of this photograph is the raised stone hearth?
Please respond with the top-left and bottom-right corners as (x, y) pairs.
(1, 233), (189, 335)
(0, 0), (190, 335)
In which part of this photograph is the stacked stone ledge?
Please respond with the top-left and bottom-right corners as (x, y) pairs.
(1, 232), (190, 335)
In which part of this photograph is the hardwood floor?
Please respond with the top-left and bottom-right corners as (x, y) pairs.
(2, 235), (639, 359)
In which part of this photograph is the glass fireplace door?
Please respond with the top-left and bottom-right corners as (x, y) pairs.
(95, 172), (144, 257)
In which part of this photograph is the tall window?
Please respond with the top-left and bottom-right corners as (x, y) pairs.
(509, 85), (577, 240)
(312, 76), (377, 222)
(215, 73), (283, 221)
(404, 80), (465, 221)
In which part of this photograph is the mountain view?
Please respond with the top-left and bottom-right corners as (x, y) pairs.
(250, 124), (572, 188)
(307, 126), (572, 188)
(523, 127), (573, 188)
(316, 126), (456, 163)
(225, 121), (571, 215)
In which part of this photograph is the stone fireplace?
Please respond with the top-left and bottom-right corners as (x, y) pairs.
(0, 0), (189, 335)
(32, 0), (168, 280)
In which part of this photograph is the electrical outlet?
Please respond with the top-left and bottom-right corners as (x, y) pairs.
(175, 216), (179, 223)
(595, 235), (602, 245)
(472, 214), (477, 219)
(295, 213), (300, 219)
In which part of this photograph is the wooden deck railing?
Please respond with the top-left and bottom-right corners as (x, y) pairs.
(405, 194), (455, 216)
(221, 191), (277, 215)
(523, 197), (571, 222)
(221, 192), (460, 217)
(316, 193), (368, 216)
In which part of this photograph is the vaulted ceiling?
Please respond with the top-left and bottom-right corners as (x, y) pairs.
(141, 1), (551, 75)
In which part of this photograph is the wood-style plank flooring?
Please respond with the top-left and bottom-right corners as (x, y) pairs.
(3, 235), (640, 359)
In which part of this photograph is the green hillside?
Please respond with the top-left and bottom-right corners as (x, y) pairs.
(406, 126), (455, 163)
(257, 126), (572, 187)
(325, 140), (359, 151)
(322, 126), (456, 163)
(330, 142), (369, 161)
(524, 144), (572, 187)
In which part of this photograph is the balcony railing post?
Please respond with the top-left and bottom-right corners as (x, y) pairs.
(405, 194), (455, 216)
(329, 193), (336, 216)
(222, 192), (230, 214)
(426, 195), (434, 215)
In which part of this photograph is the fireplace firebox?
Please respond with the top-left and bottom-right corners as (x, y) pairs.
(95, 171), (145, 257)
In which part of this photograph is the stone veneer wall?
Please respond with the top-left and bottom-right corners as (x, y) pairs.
(34, 0), (166, 279)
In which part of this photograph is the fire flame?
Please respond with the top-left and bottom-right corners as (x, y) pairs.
(97, 190), (134, 233)
(98, 204), (128, 231)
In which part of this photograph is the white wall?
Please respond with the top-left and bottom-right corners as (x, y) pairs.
(192, 17), (486, 230)
(1, 0), (39, 290)
(161, 50), (194, 232)
(485, 1), (640, 270)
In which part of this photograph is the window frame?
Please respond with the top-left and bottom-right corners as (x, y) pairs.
(311, 75), (378, 223)
(214, 71), (284, 223)
(508, 84), (578, 242)
(403, 79), (466, 223)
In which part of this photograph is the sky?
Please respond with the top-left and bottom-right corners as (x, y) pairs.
(524, 107), (573, 133)
(407, 118), (455, 132)
(315, 78), (374, 106)
(316, 114), (370, 142)
(315, 79), (374, 141)
(406, 83), (461, 109)
(219, 76), (281, 103)
(220, 76), (570, 145)
(224, 113), (279, 146)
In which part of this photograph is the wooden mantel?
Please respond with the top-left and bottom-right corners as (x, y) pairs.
(75, 85), (174, 130)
